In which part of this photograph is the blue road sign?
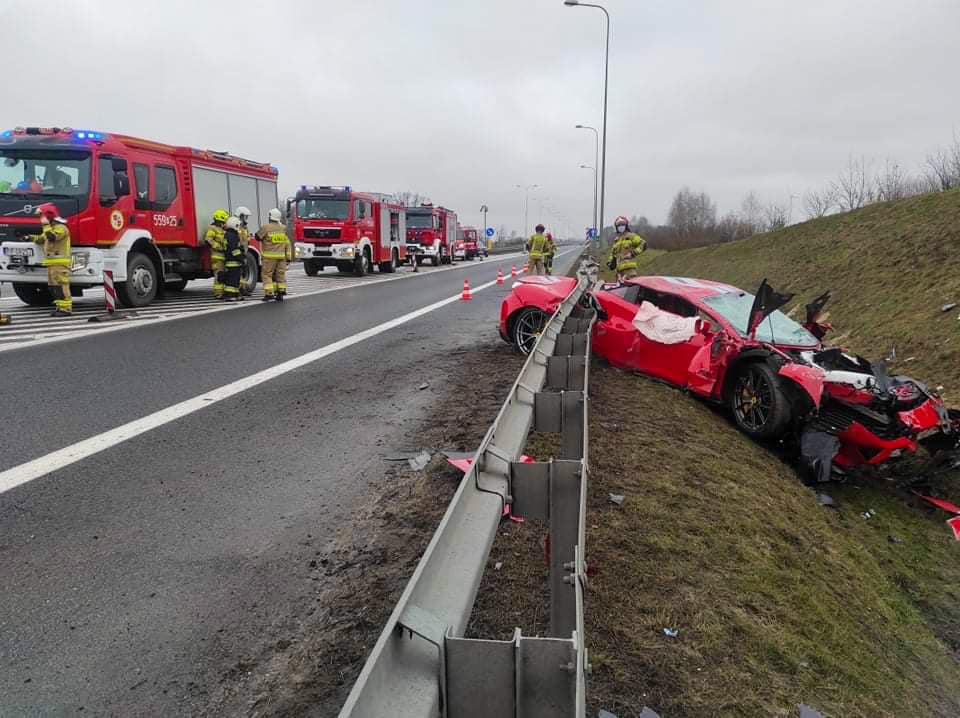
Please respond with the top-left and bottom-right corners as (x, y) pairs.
(586, 227), (597, 238)
(485, 227), (495, 237)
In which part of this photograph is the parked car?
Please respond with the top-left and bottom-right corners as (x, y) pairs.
(499, 275), (959, 479)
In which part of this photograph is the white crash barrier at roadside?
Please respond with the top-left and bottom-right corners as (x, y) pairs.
(632, 300), (698, 344)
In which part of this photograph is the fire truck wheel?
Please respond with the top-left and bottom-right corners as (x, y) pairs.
(304, 259), (321, 276)
(240, 252), (259, 295)
(354, 248), (371, 277)
(379, 249), (398, 274)
(164, 278), (188, 292)
(336, 262), (353, 274)
(117, 252), (159, 308)
(12, 283), (54, 306)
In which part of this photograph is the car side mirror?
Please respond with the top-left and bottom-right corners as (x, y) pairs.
(114, 172), (130, 197)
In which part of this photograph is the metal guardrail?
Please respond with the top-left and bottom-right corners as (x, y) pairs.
(339, 260), (599, 718)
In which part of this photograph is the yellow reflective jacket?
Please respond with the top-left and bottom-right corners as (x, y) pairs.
(238, 225), (251, 251)
(528, 233), (548, 258)
(544, 237), (557, 257)
(204, 223), (226, 258)
(32, 222), (71, 266)
(609, 232), (646, 272)
(256, 221), (291, 260)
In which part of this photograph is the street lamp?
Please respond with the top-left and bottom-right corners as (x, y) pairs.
(565, 1), (610, 241)
(515, 184), (539, 238)
(480, 204), (489, 248)
(575, 125), (599, 234)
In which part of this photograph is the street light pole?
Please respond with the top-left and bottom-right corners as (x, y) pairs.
(515, 184), (538, 238)
(579, 164), (597, 241)
(575, 124), (599, 235)
(480, 204), (488, 249)
(565, 1), (610, 241)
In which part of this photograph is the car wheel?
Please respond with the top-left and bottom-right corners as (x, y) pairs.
(117, 252), (158, 308)
(512, 307), (548, 355)
(12, 283), (54, 306)
(730, 362), (792, 439)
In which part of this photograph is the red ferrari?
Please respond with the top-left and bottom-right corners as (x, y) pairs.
(499, 275), (959, 481)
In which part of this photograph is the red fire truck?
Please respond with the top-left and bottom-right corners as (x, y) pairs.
(291, 186), (406, 276)
(0, 126), (279, 307)
(404, 204), (457, 266)
(455, 226), (480, 261)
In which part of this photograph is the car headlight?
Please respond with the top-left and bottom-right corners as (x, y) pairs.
(71, 252), (89, 271)
(344, 246), (355, 257)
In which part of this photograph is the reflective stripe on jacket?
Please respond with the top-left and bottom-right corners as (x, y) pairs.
(32, 222), (71, 266)
(609, 232), (647, 272)
(256, 221), (290, 260)
(204, 223), (226, 252)
(528, 233), (548, 258)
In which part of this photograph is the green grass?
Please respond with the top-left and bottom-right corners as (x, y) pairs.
(586, 191), (960, 716)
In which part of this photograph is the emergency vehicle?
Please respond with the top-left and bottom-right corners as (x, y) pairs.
(455, 226), (480, 261)
(291, 186), (406, 276)
(404, 204), (457, 266)
(0, 126), (279, 307)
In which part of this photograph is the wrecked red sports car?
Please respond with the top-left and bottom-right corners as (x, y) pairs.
(499, 275), (959, 481)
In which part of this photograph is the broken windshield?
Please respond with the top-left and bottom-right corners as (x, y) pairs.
(703, 291), (819, 347)
(0, 149), (91, 198)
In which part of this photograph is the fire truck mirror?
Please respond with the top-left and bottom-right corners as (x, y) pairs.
(114, 171), (130, 198)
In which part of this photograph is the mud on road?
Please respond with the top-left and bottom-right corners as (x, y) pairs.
(200, 340), (526, 717)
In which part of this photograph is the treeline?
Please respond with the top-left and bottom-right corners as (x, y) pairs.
(610, 131), (960, 251)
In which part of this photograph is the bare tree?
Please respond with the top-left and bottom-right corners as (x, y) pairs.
(922, 136), (960, 191)
(803, 187), (837, 218)
(831, 155), (871, 211)
(394, 190), (425, 207)
(763, 200), (789, 230)
(668, 187), (717, 239)
(873, 158), (909, 202)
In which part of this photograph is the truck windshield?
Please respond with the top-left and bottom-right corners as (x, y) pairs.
(406, 213), (433, 229)
(0, 149), (92, 197)
(297, 198), (349, 220)
(702, 291), (819, 347)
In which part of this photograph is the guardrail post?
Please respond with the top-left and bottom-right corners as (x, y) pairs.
(549, 461), (582, 637)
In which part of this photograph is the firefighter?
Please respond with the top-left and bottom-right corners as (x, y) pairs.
(544, 231), (557, 275)
(234, 206), (252, 295)
(256, 208), (291, 301)
(607, 216), (647, 281)
(205, 209), (229, 298)
(31, 203), (72, 316)
(528, 224), (548, 275)
(222, 217), (244, 301)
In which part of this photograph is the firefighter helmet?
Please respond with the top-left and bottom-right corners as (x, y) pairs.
(225, 216), (240, 230)
(212, 209), (229, 223)
(614, 215), (630, 230)
(268, 208), (282, 222)
(34, 203), (64, 223)
(545, 232), (553, 240)
(535, 224), (545, 233)
(235, 206), (251, 220)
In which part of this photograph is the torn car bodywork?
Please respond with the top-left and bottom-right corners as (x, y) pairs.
(499, 274), (958, 477)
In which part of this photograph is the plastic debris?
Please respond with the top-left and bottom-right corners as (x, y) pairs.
(947, 516), (960, 541)
(408, 450), (431, 471)
(639, 710), (662, 718)
(816, 493), (835, 507)
(914, 493), (960, 515)
(494, 561), (503, 571)
(662, 627), (679, 638)
(418, 382), (429, 390)
(942, 303), (957, 312)
(888, 535), (904, 544)
(799, 705), (826, 718)
(598, 711), (619, 718)
(609, 493), (625, 506)
(861, 508), (877, 520)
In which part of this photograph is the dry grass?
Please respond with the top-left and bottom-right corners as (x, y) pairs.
(586, 363), (960, 717)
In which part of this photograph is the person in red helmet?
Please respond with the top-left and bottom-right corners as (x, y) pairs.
(607, 215), (646, 280)
(30, 203), (73, 316)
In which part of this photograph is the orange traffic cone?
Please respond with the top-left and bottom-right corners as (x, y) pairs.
(461, 278), (473, 300)
(511, 265), (518, 278)
(496, 268), (504, 285)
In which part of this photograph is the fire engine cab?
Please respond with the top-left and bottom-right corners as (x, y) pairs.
(291, 186), (406, 276)
(455, 226), (480, 261)
(0, 126), (279, 307)
(404, 203), (457, 266)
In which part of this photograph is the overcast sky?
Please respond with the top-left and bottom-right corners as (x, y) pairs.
(6, 0), (959, 235)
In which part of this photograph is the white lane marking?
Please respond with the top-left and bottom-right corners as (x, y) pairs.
(0, 276), (506, 494)
(0, 253), (527, 354)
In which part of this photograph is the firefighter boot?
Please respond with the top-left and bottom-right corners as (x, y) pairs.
(275, 292), (284, 302)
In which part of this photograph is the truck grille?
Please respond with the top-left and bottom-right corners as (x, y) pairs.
(304, 227), (341, 240)
(0, 223), (41, 242)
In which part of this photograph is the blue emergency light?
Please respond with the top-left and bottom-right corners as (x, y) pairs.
(74, 130), (103, 140)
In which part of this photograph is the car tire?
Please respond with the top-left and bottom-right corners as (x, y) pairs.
(729, 362), (792, 439)
(511, 307), (548, 355)
(354, 249), (371, 277)
(117, 252), (158, 308)
(13, 283), (54, 306)
(304, 259), (321, 276)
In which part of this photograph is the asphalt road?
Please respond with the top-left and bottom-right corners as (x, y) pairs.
(0, 249), (580, 715)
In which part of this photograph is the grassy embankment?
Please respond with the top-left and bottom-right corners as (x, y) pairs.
(584, 189), (960, 716)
